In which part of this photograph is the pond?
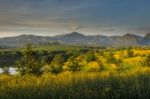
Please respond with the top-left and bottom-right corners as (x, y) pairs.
(0, 67), (18, 75)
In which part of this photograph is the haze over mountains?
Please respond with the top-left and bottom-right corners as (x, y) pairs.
(0, 32), (149, 47)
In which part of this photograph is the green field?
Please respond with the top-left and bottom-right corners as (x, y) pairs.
(1, 71), (150, 99)
(0, 45), (106, 51)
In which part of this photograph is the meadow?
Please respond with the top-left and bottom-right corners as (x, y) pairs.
(1, 70), (150, 99)
(0, 45), (150, 99)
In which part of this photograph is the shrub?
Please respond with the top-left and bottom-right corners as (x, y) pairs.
(84, 61), (100, 72)
(86, 51), (96, 62)
(15, 44), (42, 75)
(49, 54), (65, 74)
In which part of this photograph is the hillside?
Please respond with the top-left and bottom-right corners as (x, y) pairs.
(0, 32), (149, 47)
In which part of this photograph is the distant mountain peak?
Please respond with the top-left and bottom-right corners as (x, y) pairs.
(145, 33), (150, 39)
(54, 32), (85, 38)
(0, 32), (149, 47)
(68, 32), (85, 36)
(122, 33), (143, 40)
(122, 33), (136, 37)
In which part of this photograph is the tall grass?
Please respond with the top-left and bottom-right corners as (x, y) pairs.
(0, 69), (150, 99)
(0, 48), (150, 99)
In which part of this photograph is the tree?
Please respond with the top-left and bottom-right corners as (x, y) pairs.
(86, 51), (96, 62)
(143, 54), (150, 66)
(15, 44), (42, 75)
(67, 59), (80, 72)
(41, 54), (54, 65)
(127, 49), (134, 57)
(107, 51), (118, 64)
(49, 54), (65, 74)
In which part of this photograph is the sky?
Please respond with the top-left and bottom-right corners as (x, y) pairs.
(0, 0), (150, 37)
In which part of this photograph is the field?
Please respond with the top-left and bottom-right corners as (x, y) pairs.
(0, 45), (105, 51)
(1, 71), (150, 99)
(0, 45), (150, 99)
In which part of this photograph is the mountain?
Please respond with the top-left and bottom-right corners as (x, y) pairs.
(140, 33), (150, 45)
(113, 33), (143, 46)
(145, 33), (150, 39)
(54, 32), (88, 44)
(0, 35), (56, 47)
(0, 32), (149, 47)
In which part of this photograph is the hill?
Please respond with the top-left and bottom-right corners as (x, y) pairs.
(0, 32), (149, 47)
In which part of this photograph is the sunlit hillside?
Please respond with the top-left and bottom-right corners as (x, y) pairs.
(0, 45), (150, 99)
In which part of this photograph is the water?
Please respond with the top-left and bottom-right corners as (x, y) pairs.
(9, 67), (17, 75)
(0, 68), (3, 73)
(0, 67), (18, 75)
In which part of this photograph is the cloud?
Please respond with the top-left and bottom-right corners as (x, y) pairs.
(70, 24), (83, 32)
(130, 26), (150, 33)
(0, 0), (150, 37)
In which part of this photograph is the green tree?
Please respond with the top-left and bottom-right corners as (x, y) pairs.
(67, 58), (80, 72)
(86, 51), (96, 62)
(107, 51), (118, 64)
(50, 54), (65, 74)
(144, 54), (150, 66)
(41, 54), (54, 65)
(127, 49), (134, 57)
(15, 44), (42, 75)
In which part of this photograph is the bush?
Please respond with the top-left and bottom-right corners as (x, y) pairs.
(49, 54), (65, 74)
(66, 61), (80, 72)
(84, 61), (100, 72)
(143, 54), (150, 66)
(15, 44), (42, 75)
(86, 51), (96, 62)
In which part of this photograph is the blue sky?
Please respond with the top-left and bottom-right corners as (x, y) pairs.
(0, 0), (150, 37)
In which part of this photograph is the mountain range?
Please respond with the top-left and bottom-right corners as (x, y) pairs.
(0, 32), (149, 47)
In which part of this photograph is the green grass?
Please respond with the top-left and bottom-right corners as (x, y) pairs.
(32, 45), (85, 51)
(0, 47), (150, 99)
(0, 45), (106, 52)
(1, 45), (78, 51)
(0, 70), (150, 99)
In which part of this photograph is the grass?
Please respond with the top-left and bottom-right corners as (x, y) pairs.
(0, 45), (102, 52)
(0, 44), (107, 52)
(0, 69), (150, 99)
(0, 47), (150, 99)
(0, 45), (79, 52)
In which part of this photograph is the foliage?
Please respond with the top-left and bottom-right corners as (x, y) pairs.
(15, 44), (42, 75)
(66, 61), (80, 72)
(86, 51), (96, 62)
(1, 71), (150, 99)
(11, 46), (150, 74)
(49, 54), (66, 74)
(0, 46), (150, 98)
(144, 54), (150, 66)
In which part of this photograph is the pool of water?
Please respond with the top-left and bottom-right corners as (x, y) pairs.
(0, 67), (18, 75)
